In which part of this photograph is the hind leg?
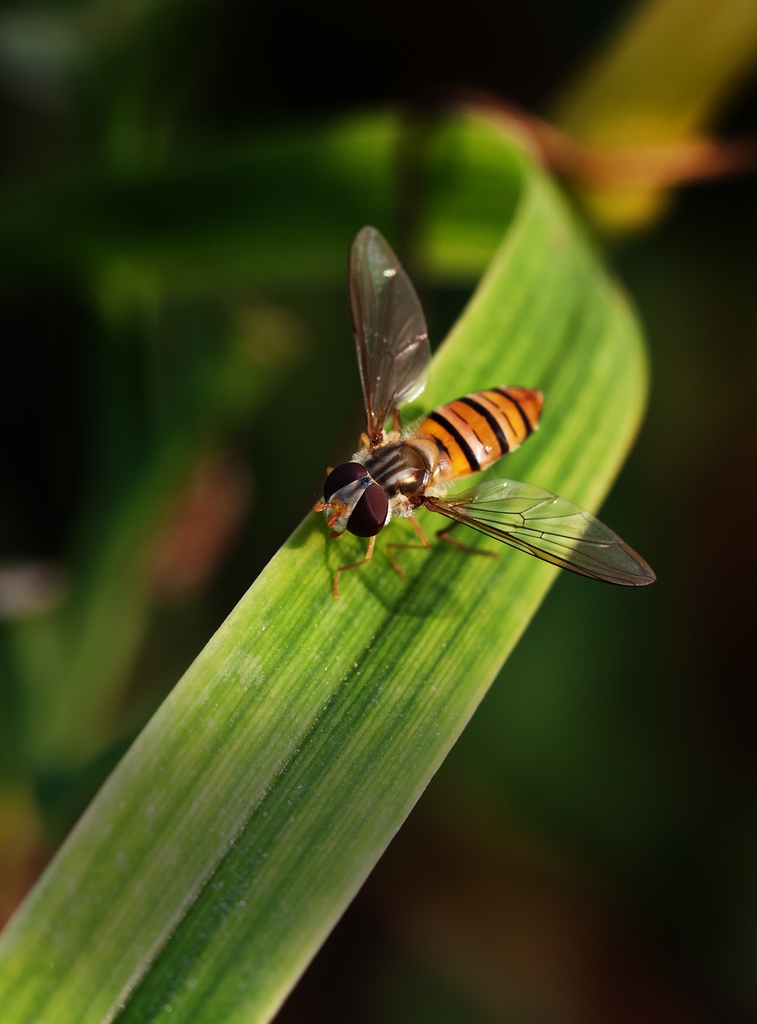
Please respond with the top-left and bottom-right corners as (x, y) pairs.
(437, 520), (498, 557)
(387, 517), (430, 576)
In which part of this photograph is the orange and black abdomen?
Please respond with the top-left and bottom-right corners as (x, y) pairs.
(419, 387), (544, 484)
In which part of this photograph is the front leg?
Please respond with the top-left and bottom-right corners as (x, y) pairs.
(333, 535), (376, 599)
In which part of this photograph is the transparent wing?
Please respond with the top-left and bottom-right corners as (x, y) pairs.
(425, 479), (656, 586)
(349, 226), (430, 443)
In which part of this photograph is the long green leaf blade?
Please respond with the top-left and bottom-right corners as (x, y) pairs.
(0, 112), (649, 1024)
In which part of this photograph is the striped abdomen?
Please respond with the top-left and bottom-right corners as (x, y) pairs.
(418, 387), (544, 485)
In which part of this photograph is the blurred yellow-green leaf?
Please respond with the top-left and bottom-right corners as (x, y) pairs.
(555, 0), (757, 229)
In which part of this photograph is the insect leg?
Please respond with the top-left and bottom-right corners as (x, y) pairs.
(436, 521), (498, 558)
(392, 409), (402, 432)
(333, 535), (376, 600)
(387, 516), (430, 577)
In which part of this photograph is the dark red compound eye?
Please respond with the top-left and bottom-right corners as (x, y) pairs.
(347, 483), (388, 537)
(323, 462), (366, 501)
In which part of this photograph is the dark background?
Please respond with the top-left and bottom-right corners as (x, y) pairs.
(1, 1), (756, 1021)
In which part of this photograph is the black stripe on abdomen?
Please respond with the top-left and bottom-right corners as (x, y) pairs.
(459, 396), (509, 454)
(428, 410), (481, 473)
(427, 432), (451, 461)
(495, 388), (533, 436)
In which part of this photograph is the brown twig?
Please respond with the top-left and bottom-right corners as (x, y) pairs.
(451, 88), (757, 189)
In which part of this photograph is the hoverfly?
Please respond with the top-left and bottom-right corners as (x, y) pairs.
(314, 226), (655, 598)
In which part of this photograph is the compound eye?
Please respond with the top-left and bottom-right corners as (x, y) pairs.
(323, 462), (366, 501)
(347, 483), (389, 537)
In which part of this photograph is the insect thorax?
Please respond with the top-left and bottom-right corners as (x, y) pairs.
(364, 441), (432, 500)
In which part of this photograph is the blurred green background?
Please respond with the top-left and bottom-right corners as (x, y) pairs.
(1, 0), (756, 1021)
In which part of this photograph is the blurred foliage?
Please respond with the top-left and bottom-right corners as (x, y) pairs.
(1, 111), (656, 1024)
(555, 0), (757, 229)
(0, 0), (756, 1022)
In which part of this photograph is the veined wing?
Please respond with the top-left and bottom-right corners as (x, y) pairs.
(425, 479), (656, 586)
(349, 226), (430, 444)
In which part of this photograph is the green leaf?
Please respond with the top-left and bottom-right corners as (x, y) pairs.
(0, 112), (650, 1024)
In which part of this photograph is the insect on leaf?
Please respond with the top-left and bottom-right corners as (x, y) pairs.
(0, 111), (652, 1024)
